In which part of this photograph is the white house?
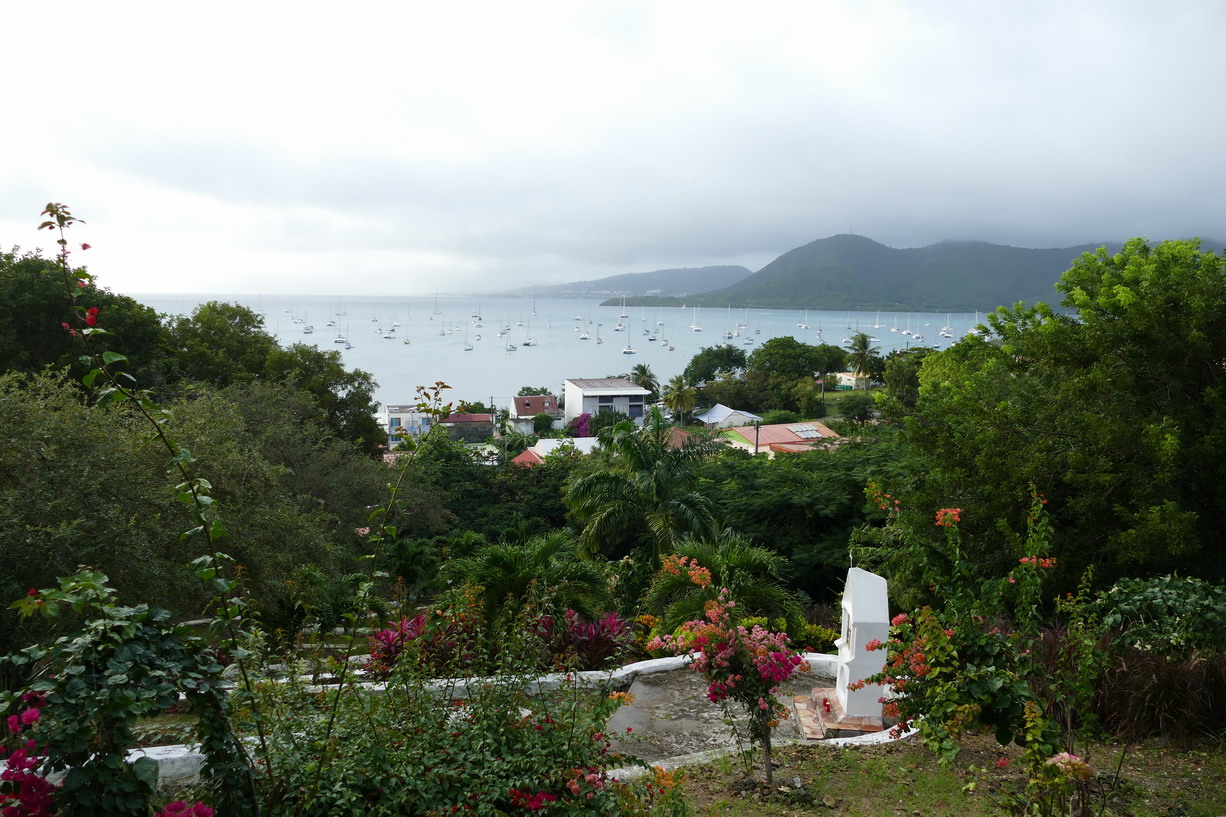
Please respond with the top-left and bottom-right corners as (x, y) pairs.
(562, 378), (652, 424)
(377, 404), (435, 449)
(693, 403), (763, 429)
(508, 394), (563, 433)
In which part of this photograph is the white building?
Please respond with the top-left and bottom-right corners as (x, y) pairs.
(377, 404), (435, 448)
(693, 403), (763, 429)
(562, 378), (652, 424)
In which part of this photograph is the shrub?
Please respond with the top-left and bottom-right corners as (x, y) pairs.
(1095, 574), (1226, 657)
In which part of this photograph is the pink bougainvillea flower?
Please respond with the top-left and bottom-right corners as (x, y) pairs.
(80, 243), (91, 250)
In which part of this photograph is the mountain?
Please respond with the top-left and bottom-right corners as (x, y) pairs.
(673, 235), (1126, 312)
(497, 265), (752, 299)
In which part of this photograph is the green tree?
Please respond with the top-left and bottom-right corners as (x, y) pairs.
(662, 374), (697, 425)
(532, 412), (555, 435)
(627, 363), (660, 402)
(697, 370), (754, 412)
(167, 301), (278, 386)
(446, 531), (612, 621)
(885, 238), (1226, 599)
(0, 248), (170, 389)
(695, 432), (903, 598)
(645, 531), (806, 636)
(844, 331), (881, 390)
(684, 345), (748, 384)
(0, 372), (382, 656)
(745, 338), (846, 412)
(517, 385), (554, 397)
(836, 391), (876, 426)
(880, 347), (935, 416)
(565, 411), (718, 559)
(264, 343), (383, 456)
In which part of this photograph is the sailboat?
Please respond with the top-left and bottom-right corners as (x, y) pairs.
(619, 297), (628, 319)
(797, 309), (809, 330)
(595, 325), (603, 345)
(690, 306), (702, 332)
(521, 321), (536, 347)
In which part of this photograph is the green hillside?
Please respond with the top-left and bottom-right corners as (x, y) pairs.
(693, 235), (1113, 311)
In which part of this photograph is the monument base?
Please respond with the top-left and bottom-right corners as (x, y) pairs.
(794, 686), (883, 740)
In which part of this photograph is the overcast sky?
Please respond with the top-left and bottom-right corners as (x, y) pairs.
(3, 1), (1223, 296)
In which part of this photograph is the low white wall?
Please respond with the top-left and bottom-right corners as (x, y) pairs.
(3, 652), (845, 789)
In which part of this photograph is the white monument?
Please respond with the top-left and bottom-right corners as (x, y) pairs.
(834, 567), (890, 719)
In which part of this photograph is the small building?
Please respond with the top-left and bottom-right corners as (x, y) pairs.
(439, 413), (495, 444)
(832, 372), (865, 390)
(377, 404), (436, 449)
(693, 403), (763, 429)
(508, 394), (563, 434)
(721, 420), (839, 457)
(562, 378), (652, 424)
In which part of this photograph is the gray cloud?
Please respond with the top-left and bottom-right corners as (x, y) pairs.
(3, 1), (1224, 295)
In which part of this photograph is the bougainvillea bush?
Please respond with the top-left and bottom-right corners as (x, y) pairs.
(368, 602), (632, 678)
(648, 561), (808, 790)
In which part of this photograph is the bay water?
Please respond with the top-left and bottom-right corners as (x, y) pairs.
(134, 292), (987, 411)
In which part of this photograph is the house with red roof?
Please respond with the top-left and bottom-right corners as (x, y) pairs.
(508, 394), (563, 434)
(721, 420), (839, 457)
(440, 413), (496, 443)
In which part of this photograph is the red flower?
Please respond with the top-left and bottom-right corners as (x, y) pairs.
(80, 243), (91, 250)
(934, 508), (962, 527)
(85, 307), (100, 326)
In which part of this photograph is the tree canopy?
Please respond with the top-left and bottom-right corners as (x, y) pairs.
(880, 238), (1226, 598)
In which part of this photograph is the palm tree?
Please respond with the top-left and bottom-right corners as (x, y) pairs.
(844, 331), (880, 390)
(662, 374), (697, 425)
(446, 531), (612, 622)
(565, 410), (719, 560)
(628, 363), (660, 402)
(644, 530), (806, 636)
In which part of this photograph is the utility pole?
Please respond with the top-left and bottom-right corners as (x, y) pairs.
(754, 420), (761, 455)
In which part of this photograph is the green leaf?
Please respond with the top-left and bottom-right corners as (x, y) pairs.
(101, 351), (129, 365)
(132, 755), (160, 789)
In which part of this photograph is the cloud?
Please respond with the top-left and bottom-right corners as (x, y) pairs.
(2, 1), (1224, 295)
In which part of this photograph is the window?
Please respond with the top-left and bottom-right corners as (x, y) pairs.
(598, 395), (614, 404)
(390, 417), (401, 430)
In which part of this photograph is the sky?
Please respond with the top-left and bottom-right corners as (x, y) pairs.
(3, 1), (1224, 296)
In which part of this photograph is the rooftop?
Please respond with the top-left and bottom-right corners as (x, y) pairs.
(565, 378), (651, 394)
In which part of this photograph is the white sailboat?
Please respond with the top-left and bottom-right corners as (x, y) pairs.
(690, 306), (702, 332)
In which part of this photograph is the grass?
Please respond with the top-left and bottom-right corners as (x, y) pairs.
(675, 731), (1226, 816)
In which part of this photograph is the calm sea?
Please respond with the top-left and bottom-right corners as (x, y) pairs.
(133, 293), (987, 410)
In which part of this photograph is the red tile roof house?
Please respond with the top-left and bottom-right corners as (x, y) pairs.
(508, 394), (563, 434)
(721, 420), (840, 457)
(439, 413), (496, 444)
